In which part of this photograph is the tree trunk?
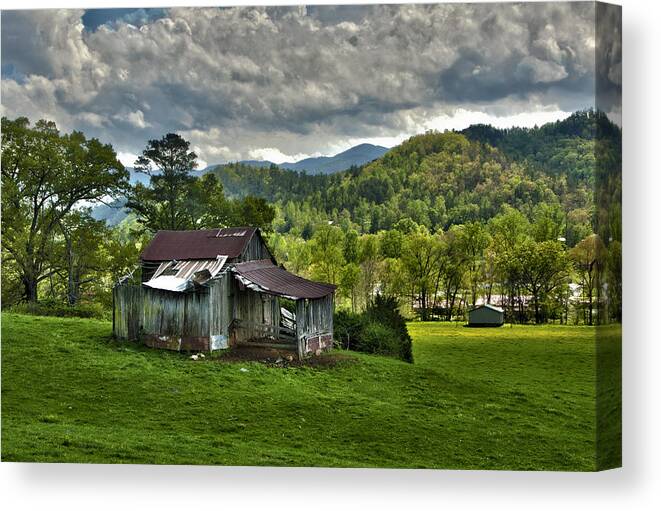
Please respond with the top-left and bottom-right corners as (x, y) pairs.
(533, 291), (541, 324)
(23, 275), (38, 302)
(420, 287), (428, 321)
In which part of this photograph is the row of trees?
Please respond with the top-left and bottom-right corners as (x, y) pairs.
(271, 206), (619, 325)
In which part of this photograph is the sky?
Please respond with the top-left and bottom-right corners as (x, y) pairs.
(1, 2), (621, 167)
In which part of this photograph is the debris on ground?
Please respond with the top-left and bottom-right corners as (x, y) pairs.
(215, 346), (355, 369)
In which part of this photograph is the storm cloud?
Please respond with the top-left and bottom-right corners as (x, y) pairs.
(1, 3), (613, 164)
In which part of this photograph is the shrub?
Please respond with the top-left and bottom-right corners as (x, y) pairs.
(364, 294), (414, 362)
(333, 309), (363, 350)
(333, 294), (414, 363)
(8, 300), (110, 320)
(357, 322), (401, 357)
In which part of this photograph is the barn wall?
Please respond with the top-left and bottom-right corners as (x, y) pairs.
(209, 273), (230, 349)
(113, 285), (143, 341)
(113, 280), (233, 351)
(231, 284), (281, 344)
(238, 231), (273, 262)
(140, 286), (211, 350)
(296, 294), (334, 357)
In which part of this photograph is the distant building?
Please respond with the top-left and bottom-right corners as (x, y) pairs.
(467, 304), (504, 327)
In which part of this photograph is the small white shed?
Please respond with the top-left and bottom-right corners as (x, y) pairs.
(467, 304), (504, 327)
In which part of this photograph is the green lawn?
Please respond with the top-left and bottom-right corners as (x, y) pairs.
(1, 313), (619, 470)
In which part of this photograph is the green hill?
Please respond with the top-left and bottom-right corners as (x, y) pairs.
(1, 313), (618, 469)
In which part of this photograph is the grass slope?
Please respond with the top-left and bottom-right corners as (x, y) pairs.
(1, 314), (615, 470)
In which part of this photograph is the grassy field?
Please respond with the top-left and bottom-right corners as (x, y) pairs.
(1, 313), (619, 470)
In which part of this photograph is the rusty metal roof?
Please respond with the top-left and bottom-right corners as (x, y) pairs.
(141, 227), (257, 261)
(232, 259), (336, 300)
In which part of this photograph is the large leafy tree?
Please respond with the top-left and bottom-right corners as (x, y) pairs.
(309, 225), (345, 285)
(454, 221), (490, 307)
(1, 117), (127, 302)
(514, 240), (571, 323)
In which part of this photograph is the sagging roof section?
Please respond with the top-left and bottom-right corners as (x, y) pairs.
(140, 227), (257, 261)
(143, 256), (229, 292)
(232, 259), (336, 300)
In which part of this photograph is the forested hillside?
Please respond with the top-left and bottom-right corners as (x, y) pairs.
(212, 110), (618, 248)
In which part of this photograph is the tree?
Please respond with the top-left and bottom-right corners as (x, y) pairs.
(438, 229), (465, 321)
(339, 263), (361, 312)
(343, 229), (359, 263)
(488, 207), (531, 320)
(400, 229), (442, 320)
(379, 229), (404, 259)
(454, 222), (490, 307)
(233, 195), (276, 232)
(532, 202), (565, 242)
(181, 173), (233, 229)
(57, 211), (109, 305)
(309, 225), (345, 285)
(570, 234), (604, 325)
(514, 240), (571, 323)
(1, 117), (127, 302)
(358, 234), (381, 306)
(127, 133), (198, 231)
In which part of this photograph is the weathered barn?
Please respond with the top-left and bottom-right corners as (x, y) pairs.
(467, 304), (504, 327)
(113, 227), (336, 358)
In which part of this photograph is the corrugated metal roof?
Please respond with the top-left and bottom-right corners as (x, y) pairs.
(141, 227), (256, 261)
(153, 256), (227, 280)
(232, 259), (336, 300)
(144, 256), (228, 292)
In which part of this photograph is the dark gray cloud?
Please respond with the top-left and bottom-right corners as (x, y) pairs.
(1, 3), (604, 163)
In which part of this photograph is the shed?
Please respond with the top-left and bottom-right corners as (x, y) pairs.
(467, 304), (504, 327)
(113, 227), (336, 358)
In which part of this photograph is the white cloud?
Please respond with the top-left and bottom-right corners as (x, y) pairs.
(248, 147), (315, 164)
(125, 110), (151, 129)
(1, 4), (607, 162)
(116, 151), (139, 167)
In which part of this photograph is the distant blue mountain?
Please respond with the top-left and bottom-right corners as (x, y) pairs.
(93, 143), (389, 225)
(127, 166), (215, 185)
(236, 143), (389, 175)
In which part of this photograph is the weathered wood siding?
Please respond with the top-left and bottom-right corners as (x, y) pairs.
(238, 231), (273, 262)
(296, 295), (334, 357)
(208, 273), (230, 349)
(113, 277), (232, 351)
(143, 288), (208, 336)
(113, 285), (143, 340)
(231, 283), (282, 344)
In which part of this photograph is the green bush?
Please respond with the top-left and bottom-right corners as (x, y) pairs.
(8, 300), (110, 320)
(364, 294), (414, 362)
(334, 310), (363, 350)
(334, 294), (414, 363)
(357, 322), (401, 357)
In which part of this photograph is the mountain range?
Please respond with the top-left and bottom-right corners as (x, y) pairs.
(93, 142), (390, 224)
(239, 143), (388, 175)
(125, 143), (389, 186)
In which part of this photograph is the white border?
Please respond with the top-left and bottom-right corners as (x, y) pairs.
(2, 1), (660, 510)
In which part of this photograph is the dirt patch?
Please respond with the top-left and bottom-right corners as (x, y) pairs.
(213, 346), (356, 369)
